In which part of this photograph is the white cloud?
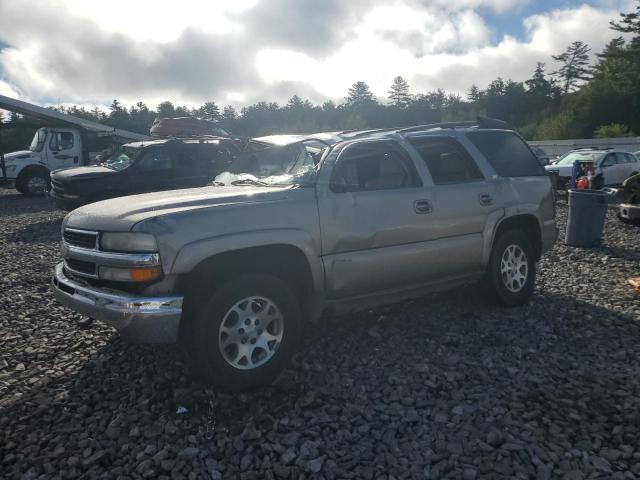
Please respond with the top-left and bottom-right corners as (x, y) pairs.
(0, 0), (632, 108)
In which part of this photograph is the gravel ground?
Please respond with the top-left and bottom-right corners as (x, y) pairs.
(1, 188), (640, 480)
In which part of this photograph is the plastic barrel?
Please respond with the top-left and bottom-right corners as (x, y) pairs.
(565, 189), (608, 247)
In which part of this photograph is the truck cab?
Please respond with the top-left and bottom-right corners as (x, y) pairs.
(3, 127), (84, 195)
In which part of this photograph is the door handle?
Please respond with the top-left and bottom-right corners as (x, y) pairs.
(414, 199), (433, 214)
(479, 193), (493, 206)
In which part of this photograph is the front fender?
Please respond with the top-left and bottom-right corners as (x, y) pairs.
(170, 228), (325, 318)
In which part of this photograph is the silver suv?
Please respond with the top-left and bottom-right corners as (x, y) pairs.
(52, 121), (558, 390)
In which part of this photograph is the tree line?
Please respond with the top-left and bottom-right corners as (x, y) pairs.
(1, 1), (639, 152)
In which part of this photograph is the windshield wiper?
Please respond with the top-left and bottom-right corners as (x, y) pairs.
(231, 178), (269, 186)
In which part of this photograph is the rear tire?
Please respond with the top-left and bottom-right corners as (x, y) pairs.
(189, 273), (301, 391)
(483, 230), (536, 307)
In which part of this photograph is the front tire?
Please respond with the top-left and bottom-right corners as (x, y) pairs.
(483, 230), (536, 306)
(189, 273), (301, 390)
(17, 170), (50, 196)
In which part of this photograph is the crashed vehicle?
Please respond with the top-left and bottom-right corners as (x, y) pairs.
(618, 171), (640, 222)
(52, 121), (557, 390)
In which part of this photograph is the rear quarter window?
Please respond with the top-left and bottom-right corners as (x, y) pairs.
(466, 131), (545, 177)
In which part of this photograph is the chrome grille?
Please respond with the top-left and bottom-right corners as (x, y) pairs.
(51, 179), (65, 195)
(63, 228), (98, 249)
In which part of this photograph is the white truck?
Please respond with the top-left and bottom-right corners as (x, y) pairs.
(0, 95), (150, 195)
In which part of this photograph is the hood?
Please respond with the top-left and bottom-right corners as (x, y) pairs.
(65, 185), (292, 232)
(4, 150), (34, 161)
(51, 165), (116, 182)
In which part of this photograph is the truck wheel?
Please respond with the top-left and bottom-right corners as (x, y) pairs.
(18, 169), (50, 196)
(189, 273), (301, 390)
(483, 230), (536, 307)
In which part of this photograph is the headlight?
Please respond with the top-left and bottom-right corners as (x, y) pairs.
(99, 266), (162, 282)
(100, 232), (157, 252)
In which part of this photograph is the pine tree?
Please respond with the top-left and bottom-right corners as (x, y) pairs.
(467, 85), (484, 102)
(222, 105), (237, 121)
(552, 41), (593, 94)
(388, 76), (411, 107)
(196, 101), (221, 122)
(525, 62), (553, 97)
(157, 101), (176, 118)
(346, 81), (376, 107)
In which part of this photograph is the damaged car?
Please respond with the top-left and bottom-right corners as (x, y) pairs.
(52, 121), (557, 390)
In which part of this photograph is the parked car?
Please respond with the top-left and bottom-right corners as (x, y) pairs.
(52, 122), (557, 390)
(50, 137), (243, 210)
(544, 148), (639, 188)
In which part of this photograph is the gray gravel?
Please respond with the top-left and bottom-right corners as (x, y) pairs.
(1, 188), (640, 480)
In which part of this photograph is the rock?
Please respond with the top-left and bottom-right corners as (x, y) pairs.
(305, 457), (325, 474)
(281, 448), (296, 465)
(178, 447), (200, 459)
(82, 450), (109, 467)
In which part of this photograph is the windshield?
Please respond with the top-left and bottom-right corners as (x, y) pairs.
(214, 141), (326, 186)
(556, 151), (604, 166)
(104, 146), (141, 171)
(29, 128), (47, 152)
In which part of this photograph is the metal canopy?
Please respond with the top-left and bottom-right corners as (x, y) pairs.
(0, 94), (151, 142)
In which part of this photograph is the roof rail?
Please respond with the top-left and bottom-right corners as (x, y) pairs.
(570, 146), (614, 151)
(398, 121), (476, 134)
(398, 117), (510, 135)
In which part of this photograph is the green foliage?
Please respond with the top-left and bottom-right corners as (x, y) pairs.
(346, 81), (376, 108)
(593, 123), (635, 138)
(552, 41), (593, 94)
(388, 76), (412, 108)
(2, 2), (640, 151)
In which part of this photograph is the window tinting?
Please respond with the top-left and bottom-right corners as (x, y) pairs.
(407, 137), (483, 184)
(138, 149), (172, 171)
(466, 131), (544, 177)
(331, 141), (420, 192)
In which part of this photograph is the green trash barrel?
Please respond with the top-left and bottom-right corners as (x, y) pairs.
(565, 189), (608, 247)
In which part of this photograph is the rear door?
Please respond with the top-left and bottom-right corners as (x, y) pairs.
(599, 153), (619, 185)
(133, 147), (174, 193)
(620, 153), (639, 182)
(170, 144), (213, 189)
(405, 135), (495, 277)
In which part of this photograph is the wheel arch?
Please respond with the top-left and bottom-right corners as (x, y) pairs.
(176, 242), (321, 342)
(16, 163), (50, 182)
(487, 213), (542, 264)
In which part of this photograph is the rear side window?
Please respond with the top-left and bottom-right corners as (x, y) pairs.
(407, 137), (483, 184)
(466, 131), (544, 177)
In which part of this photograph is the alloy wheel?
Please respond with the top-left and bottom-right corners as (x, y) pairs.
(218, 296), (284, 370)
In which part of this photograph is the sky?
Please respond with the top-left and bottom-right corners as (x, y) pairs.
(0, 0), (635, 111)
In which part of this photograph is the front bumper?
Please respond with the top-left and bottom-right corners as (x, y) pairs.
(52, 263), (182, 343)
(50, 191), (85, 211)
(619, 203), (640, 221)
